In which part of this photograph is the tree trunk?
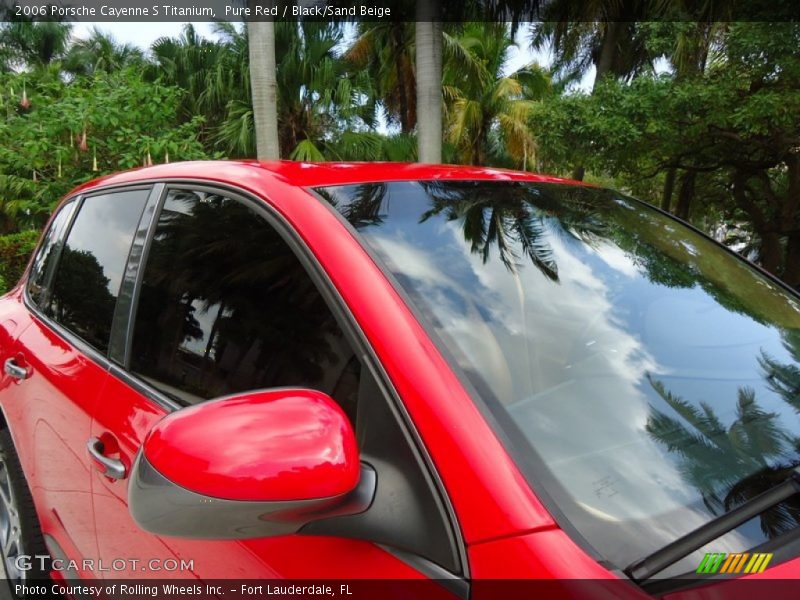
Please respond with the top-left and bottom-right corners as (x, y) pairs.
(397, 60), (412, 134)
(248, 19), (280, 160)
(782, 233), (800, 289)
(785, 154), (800, 226)
(595, 21), (622, 83)
(393, 24), (414, 135)
(415, 0), (442, 164)
(674, 171), (696, 221)
(780, 156), (800, 286)
(661, 167), (677, 211)
(760, 232), (783, 276)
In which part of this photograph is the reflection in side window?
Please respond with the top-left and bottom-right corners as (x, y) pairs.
(27, 200), (77, 307)
(46, 190), (148, 353)
(129, 189), (359, 420)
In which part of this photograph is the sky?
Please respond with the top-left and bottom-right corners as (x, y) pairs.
(73, 22), (217, 48)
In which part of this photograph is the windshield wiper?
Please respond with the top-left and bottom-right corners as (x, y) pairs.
(625, 467), (800, 582)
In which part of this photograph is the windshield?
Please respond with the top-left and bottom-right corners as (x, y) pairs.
(317, 180), (800, 576)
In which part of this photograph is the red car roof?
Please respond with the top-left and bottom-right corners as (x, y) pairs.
(71, 160), (589, 195)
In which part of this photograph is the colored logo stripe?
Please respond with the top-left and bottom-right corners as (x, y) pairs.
(744, 553), (773, 574)
(720, 553), (748, 573)
(697, 553), (726, 573)
(697, 552), (773, 574)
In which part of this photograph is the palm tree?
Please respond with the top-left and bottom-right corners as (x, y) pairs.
(347, 22), (417, 135)
(759, 330), (800, 415)
(320, 180), (610, 283)
(248, 20), (280, 159)
(148, 22), (266, 158)
(418, 181), (608, 281)
(149, 22), (380, 161)
(416, 0), (443, 163)
(655, 21), (728, 218)
(63, 28), (144, 76)
(273, 22), (378, 161)
(443, 23), (549, 169)
(0, 20), (72, 71)
(149, 24), (234, 149)
(529, 5), (655, 88)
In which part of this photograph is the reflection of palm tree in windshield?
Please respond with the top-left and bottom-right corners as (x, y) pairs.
(318, 180), (800, 330)
(759, 329), (800, 414)
(315, 184), (388, 229)
(645, 373), (800, 538)
(418, 181), (609, 281)
(318, 181), (610, 282)
(343, 183), (388, 229)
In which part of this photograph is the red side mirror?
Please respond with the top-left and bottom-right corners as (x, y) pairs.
(129, 389), (373, 539)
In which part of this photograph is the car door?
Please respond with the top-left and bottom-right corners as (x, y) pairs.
(0, 198), (77, 480)
(0, 198), (76, 431)
(0, 198), (77, 453)
(1, 187), (152, 578)
(90, 184), (466, 586)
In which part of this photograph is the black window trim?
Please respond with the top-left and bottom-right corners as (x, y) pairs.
(108, 183), (166, 367)
(25, 177), (468, 584)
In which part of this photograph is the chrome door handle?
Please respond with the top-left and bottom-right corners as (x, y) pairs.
(4, 358), (29, 380)
(87, 437), (127, 480)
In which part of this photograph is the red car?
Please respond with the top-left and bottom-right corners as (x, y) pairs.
(1, 161), (799, 597)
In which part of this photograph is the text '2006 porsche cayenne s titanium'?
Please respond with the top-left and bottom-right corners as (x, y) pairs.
(1, 161), (800, 597)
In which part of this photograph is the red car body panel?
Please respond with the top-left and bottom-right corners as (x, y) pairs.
(68, 161), (591, 193)
(143, 389), (360, 502)
(469, 529), (621, 579)
(0, 161), (796, 588)
(0, 286), (103, 576)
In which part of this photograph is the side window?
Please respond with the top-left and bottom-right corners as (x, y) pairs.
(46, 190), (149, 354)
(27, 200), (77, 306)
(130, 189), (359, 420)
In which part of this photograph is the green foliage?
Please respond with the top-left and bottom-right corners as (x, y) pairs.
(63, 27), (145, 76)
(347, 22), (416, 134)
(273, 22), (379, 161)
(151, 22), (384, 161)
(0, 229), (39, 290)
(529, 22), (800, 284)
(0, 20), (72, 70)
(530, 75), (678, 195)
(148, 23), (250, 155)
(0, 67), (211, 232)
(443, 22), (548, 169)
(645, 374), (800, 532)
